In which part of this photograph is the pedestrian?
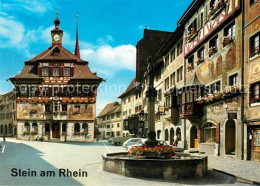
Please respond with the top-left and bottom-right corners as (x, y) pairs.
(173, 134), (178, 146)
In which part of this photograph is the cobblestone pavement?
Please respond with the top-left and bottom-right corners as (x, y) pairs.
(208, 155), (260, 183)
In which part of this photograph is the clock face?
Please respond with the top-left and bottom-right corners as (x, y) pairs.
(53, 34), (60, 42)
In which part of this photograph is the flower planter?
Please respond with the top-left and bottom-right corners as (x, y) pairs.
(185, 31), (198, 43)
(251, 102), (260, 107)
(222, 37), (234, 47)
(208, 47), (218, 57)
(196, 58), (204, 65)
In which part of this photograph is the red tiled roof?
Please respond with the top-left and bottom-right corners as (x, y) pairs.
(10, 45), (102, 81)
(26, 45), (85, 63)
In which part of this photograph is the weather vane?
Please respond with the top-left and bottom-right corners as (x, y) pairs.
(55, 8), (58, 18)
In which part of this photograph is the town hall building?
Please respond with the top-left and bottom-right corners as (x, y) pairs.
(10, 16), (102, 142)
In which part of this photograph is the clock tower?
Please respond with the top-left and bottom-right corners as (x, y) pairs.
(51, 17), (63, 47)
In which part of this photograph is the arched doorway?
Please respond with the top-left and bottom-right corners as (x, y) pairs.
(52, 123), (60, 138)
(165, 129), (169, 141)
(190, 126), (198, 148)
(225, 119), (236, 155)
(170, 128), (174, 145)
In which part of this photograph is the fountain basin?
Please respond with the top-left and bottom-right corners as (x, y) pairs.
(102, 152), (208, 179)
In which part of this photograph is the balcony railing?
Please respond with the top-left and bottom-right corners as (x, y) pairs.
(180, 102), (202, 119)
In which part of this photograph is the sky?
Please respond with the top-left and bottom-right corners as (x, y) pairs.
(0, 0), (192, 115)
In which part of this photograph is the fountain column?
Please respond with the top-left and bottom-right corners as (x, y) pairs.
(145, 56), (158, 147)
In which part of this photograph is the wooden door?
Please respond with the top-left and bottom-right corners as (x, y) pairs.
(252, 129), (260, 161)
(52, 123), (60, 138)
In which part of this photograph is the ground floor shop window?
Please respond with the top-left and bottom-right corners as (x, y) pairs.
(74, 123), (80, 132)
(9, 124), (12, 135)
(203, 123), (216, 143)
(82, 123), (88, 134)
(45, 123), (50, 134)
(176, 127), (181, 141)
(0, 125), (3, 134)
(62, 123), (67, 133)
(157, 130), (161, 139)
(32, 123), (38, 132)
(165, 129), (169, 141)
(24, 123), (30, 132)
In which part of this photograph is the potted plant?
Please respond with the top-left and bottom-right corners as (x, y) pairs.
(208, 47), (218, 57)
(250, 47), (260, 59)
(187, 63), (194, 72)
(30, 131), (38, 135)
(196, 57), (204, 65)
(222, 36), (233, 47)
(73, 131), (81, 135)
(251, 97), (260, 106)
(23, 131), (30, 135)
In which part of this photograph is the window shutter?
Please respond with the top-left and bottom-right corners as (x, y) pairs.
(204, 3), (209, 22)
(49, 67), (53, 77)
(70, 67), (74, 77)
(48, 87), (52, 97)
(198, 15), (201, 30)
(60, 67), (64, 77)
(216, 123), (220, 144)
(38, 67), (42, 76)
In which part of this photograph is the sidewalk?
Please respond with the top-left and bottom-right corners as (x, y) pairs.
(208, 155), (260, 184)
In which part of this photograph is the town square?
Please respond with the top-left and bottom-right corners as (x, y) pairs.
(0, 0), (260, 185)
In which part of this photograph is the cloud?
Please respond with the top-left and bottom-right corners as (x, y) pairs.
(1, 0), (53, 14)
(81, 44), (136, 76)
(0, 17), (25, 46)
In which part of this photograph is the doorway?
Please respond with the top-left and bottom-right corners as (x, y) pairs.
(52, 123), (60, 138)
(225, 119), (236, 155)
(190, 126), (198, 148)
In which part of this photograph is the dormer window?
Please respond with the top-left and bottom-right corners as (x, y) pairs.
(52, 48), (60, 56)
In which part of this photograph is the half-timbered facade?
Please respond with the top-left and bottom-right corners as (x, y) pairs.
(10, 17), (102, 142)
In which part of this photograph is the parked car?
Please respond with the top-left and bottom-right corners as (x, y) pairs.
(122, 138), (143, 148)
(127, 139), (167, 151)
(110, 134), (135, 146)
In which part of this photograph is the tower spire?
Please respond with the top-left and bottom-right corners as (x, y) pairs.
(74, 11), (80, 58)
